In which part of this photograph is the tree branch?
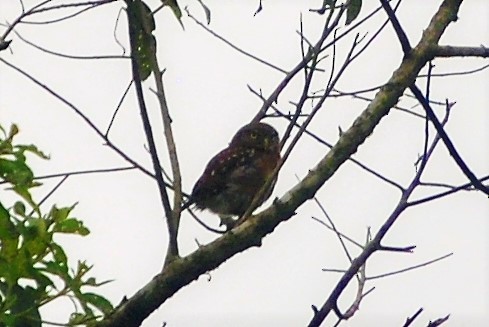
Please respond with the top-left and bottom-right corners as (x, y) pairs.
(126, 0), (174, 251)
(435, 45), (489, 57)
(145, 20), (183, 265)
(409, 84), (489, 195)
(380, 0), (411, 54)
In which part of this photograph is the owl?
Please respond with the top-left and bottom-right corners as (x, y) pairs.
(189, 122), (281, 220)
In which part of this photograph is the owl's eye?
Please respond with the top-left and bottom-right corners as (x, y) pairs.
(250, 131), (258, 139)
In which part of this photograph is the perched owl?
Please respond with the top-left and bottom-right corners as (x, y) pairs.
(190, 122), (281, 219)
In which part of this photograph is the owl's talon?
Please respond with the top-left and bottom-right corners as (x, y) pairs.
(219, 215), (236, 231)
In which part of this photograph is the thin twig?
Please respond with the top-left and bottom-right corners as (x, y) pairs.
(251, 3), (350, 123)
(313, 197), (355, 264)
(311, 217), (364, 249)
(37, 166), (136, 180)
(36, 176), (69, 212)
(380, 0), (411, 54)
(330, 89), (425, 119)
(409, 84), (489, 195)
(14, 30), (129, 60)
(403, 308), (424, 327)
(367, 252), (453, 280)
(185, 7), (286, 74)
(419, 63), (489, 77)
(1, 0), (116, 42)
(0, 57), (156, 180)
(106, 80), (133, 137)
(427, 315), (450, 327)
(408, 175), (489, 206)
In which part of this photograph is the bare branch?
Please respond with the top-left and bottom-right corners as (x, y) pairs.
(0, 57), (156, 180)
(14, 30), (129, 60)
(435, 45), (489, 58)
(105, 80), (133, 137)
(408, 175), (489, 206)
(380, 0), (411, 54)
(419, 63), (489, 77)
(36, 175), (69, 210)
(337, 232), (374, 321)
(1, 0), (117, 43)
(38, 167), (136, 180)
(184, 7), (286, 74)
(313, 197), (355, 263)
(427, 315), (450, 327)
(330, 88), (425, 119)
(403, 308), (424, 327)
(368, 252), (453, 280)
(312, 217), (364, 249)
(409, 84), (489, 195)
(251, 3), (350, 122)
(126, 0), (176, 260)
(378, 245), (416, 253)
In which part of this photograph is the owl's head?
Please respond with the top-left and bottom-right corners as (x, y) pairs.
(230, 122), (280, 151)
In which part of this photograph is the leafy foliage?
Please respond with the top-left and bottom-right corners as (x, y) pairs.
(0, 124), (113, 326)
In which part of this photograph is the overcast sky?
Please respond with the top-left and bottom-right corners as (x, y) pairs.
(1, 0), (488, 326)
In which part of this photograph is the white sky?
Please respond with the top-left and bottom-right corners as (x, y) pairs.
(1, 0), (488, 326)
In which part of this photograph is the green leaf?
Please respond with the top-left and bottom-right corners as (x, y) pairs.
(85, 277), (113, 287)
(22, 218), (49, 257)
(15, 145), (49, 160)
(50, 204), (77, 223)
(8, 124), (19, 139)
(50, 243), (68, 268)
(346, 0), (362, 25)
(42, 243), (69, 277)
(0, 203), (19, 261)
(0, 124), (16, 155)
(28, 269), (55, 293)
(0, 203), (16, 239)
(12, 185), (40, 216)
(69, 312), (87, 325)
(162, 0), (184, 28)
(54, 218), (90, 235)
(82, 292), (114, 315)
(128, 1), (157, 81)
(42, 260), (68, 279)
(13, 201), (26, 216)
(9, 285), (42, 327)
(0, 158), (34, 186)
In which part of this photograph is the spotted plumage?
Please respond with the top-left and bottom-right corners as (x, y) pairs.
(190, 122), (280, 217)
